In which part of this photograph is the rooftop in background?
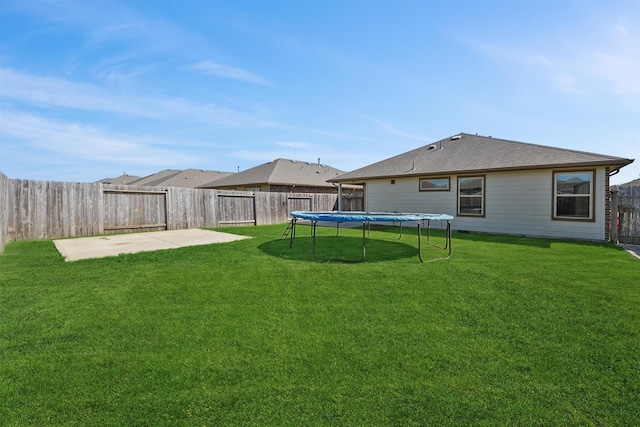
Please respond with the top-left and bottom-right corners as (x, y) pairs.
(199, 158), (355, 191)
(621, 178), (640, 186)
(96, 174), (141, 185)
(97, 169), (234, 188)
(152, 169), (234, 188)
(330, 133), (634, 182)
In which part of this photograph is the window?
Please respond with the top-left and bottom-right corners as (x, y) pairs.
(419, 177), (450, 191)
(553, 171), (594, 220)
(457, 176), (484, 216)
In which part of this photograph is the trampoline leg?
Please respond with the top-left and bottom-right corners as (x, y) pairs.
(425, 220), (450, 251)
(418, 221), (423, 262)
(289, 218), (297, 248)
(312, 220), (317, 257)
(361, 220), (367, 260)
(446, 220), (452, 258)
(418, 220), (452, 263)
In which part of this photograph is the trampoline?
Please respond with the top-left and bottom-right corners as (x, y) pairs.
(288, 211), (453, 263)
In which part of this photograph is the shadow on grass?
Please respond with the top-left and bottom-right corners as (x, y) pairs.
(258, 235), (419, 263)
(367, 224), (557, 249)
(450, 230), (629, 253)
(369, 226), (635, 263)
(368, 224), (624, 253)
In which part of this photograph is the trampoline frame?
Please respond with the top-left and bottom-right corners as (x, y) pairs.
(288, 211), (453, 263)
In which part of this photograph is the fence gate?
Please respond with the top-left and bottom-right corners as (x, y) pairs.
(619, 207), (640, 244)
(217, 193), (256, 226)
(614, 185), (640, 244)
(103, 189), (168, 233)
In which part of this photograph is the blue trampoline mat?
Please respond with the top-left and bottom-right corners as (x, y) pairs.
(290, 211), (454, 222)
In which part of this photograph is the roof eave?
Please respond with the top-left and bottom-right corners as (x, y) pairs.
(267, 182), (337, 188)
(329, 159), (634, 183)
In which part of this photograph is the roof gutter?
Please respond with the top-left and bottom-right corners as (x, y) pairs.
(328, 159), (634, 183)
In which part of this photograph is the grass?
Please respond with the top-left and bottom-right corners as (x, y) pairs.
(1, 224), (639, 426)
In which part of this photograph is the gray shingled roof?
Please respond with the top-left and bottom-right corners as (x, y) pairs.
(156, 169), (234, 188)
(330, 133), (634, 182)
(98, 169), (234, 188)
(96, 174), (141, 185)
(131, 169), (183, 187)
(622, 178), (640, 186)
(200, 158), (345, 189)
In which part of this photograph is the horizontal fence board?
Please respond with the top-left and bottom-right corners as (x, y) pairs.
(104, 223), (167, 231)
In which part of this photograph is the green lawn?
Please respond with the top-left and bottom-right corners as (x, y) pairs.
(1, 224), (638, 426)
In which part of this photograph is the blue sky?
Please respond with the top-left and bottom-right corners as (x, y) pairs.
(1, 0), (638, 184)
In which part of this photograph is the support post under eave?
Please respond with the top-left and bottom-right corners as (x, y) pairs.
(337, 184), (343, 211)
(611, 189), (619, 243)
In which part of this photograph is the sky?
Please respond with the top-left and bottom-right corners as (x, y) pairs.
(0, 0), (639, 185)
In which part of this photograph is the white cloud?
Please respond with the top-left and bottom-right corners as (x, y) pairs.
(276, 141), (317, 148)
(0, 68), (281, 127)
(192, 61), (271, 85)
(0, 68), (157, 117)
(351, 113), (433, 141)
(0, 111), (200, 166)
(463, 13), (640, 97)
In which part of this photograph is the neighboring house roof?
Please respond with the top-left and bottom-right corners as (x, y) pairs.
(129, 169), (183, 187)
(200, 158), (345, 189)
(154, 169), (234, 188)
(621, 178), (640, 186)
(330, 133), (634, 182)
(96, 174), (141, 185)
(97, 169), (234, 188)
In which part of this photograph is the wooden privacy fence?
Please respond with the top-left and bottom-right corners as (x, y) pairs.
(612, 185), (640, 244)
(0, 177), (363, 249)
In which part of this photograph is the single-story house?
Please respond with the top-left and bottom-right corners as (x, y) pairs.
(329, 133), (634, 241)
(200, 158), (360, 193)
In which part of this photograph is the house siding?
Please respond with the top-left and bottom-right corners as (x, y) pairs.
(364, 168), (608, 240)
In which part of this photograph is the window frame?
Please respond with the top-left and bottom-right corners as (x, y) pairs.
(419, 177), (450, 192)
(552, 170), (595, 221)
(457, 175), (485, 217)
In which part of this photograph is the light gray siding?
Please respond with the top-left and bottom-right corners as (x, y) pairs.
(366, 177), (453, 215)
(364, 168), (608, 240)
